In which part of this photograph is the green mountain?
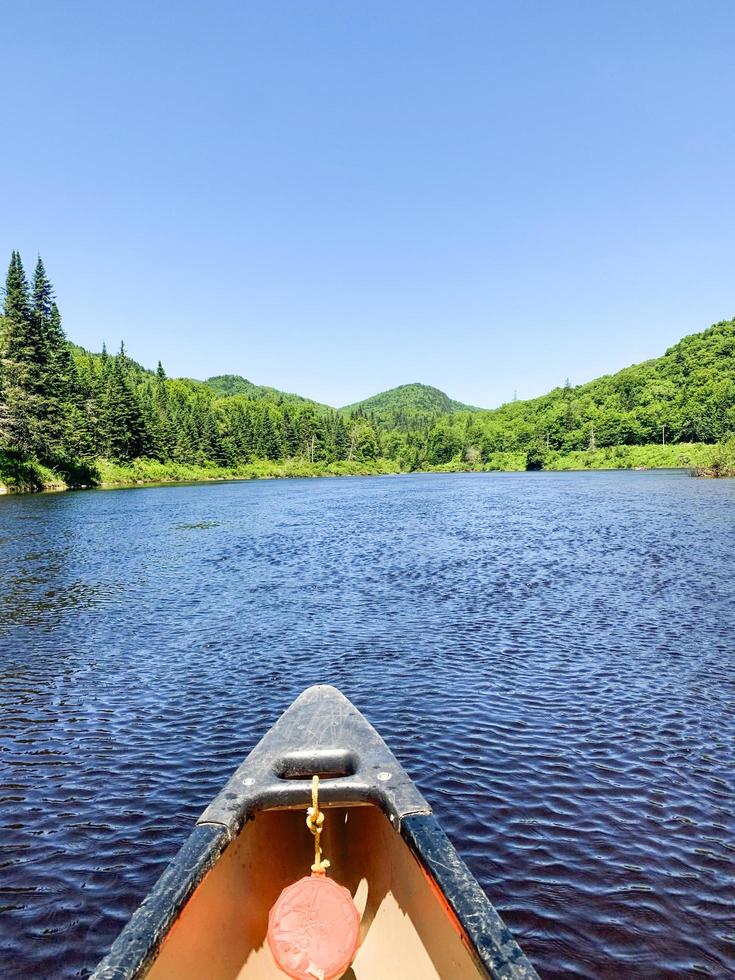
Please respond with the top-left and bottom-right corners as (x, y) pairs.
(342, 383), (481, 429)
(424, 318), (735, 462)
(205, 374), (331, 411)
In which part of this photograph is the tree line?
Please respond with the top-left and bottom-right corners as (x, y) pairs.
(2, 250), (733, 479)
(0, 253), (382, 475)
(415, 319), (735, 466)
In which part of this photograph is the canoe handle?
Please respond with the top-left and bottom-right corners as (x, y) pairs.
(272, 748), (358, 781)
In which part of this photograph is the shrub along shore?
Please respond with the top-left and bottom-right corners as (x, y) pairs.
(688, 438), (735, 478)
(0, 453), (403, 493)
(2, 441), (733, 494)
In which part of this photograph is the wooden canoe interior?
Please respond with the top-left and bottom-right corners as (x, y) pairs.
(146, 803), (486, 979)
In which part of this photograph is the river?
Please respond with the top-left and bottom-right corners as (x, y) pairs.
(1, 471), (733, 978)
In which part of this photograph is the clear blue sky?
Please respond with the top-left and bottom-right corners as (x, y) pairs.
(3, 1), (734, 408)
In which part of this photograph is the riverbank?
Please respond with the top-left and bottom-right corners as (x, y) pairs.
(0, 452), (403, 493)
(0, 450), (71, 494)
(96, 457), (403, 487)
(689, 438), (735, 478)
(2, 442), (731, 494)
(439, 442), (723, 474)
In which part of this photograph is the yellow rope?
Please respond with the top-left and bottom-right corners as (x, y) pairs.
(306, 774), (330, 875)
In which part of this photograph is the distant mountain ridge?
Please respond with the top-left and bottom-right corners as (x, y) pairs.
(341, 382), (481, 416)
(202, 317), (735, 448)
(205, 374), (332, 411)
(340, 382), (482, 431)
(205, 375), (480, 423)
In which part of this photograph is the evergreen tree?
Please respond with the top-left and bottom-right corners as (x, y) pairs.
(101, 350), (150, 460)
(32, 256), (54, 326)
(239, 406), (255, 462)
(0, 252), (43, 454)
(3, 251), (31, 322)
(152, 364), (176, 459)
(282, 407), (299, 457)
(256, 407), (284, 460)
(32, 258), (76, 458)
(215, 401), (256, 463)
(333, 413), (349, 461)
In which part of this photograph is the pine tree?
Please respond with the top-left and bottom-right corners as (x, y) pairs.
(3, 251), (31, 323)
(333, 413), (349, 461)
(0, 252), (43, 454)
(238, 406), (255, 462)
(199, 397), (223, 462)
(101, 350), (150, 460)
(32, 256), (54, 325)
(282, 407), (299, 457)
(32, 259), (76, 458)
(152, 363), (176, 458)
(256, 408), (284, 460)
(138, 379), (162, 459)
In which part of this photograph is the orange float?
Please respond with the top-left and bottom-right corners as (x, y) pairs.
(267, 776), (360, 980)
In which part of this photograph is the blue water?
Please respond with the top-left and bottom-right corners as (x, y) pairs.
(1, 471), (734, 978)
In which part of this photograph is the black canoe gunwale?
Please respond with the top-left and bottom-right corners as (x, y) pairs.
(92, 685), (539, 980)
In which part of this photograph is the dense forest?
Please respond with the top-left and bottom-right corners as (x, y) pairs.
(0, 253), (384, 485)
(205, 374), (331, 411)
(341, 383), (479, 431)
(412, 318), (735, 467)
(1, 251), (733, 489)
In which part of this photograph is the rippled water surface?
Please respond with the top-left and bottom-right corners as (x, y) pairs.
(1, 471), (734, 978)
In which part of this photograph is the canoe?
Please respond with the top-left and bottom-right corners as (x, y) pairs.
(93, 685), (538, 979)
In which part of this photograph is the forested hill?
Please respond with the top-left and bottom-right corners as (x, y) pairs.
(205, 376), (478, 426)
(205, 374), (331, 411)
(342, 383), (481, 430)
(422, 318), (735, 464)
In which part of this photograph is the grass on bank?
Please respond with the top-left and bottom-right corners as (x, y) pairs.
(432, 442), (724, 473)
(3, 442), (734, 493)
(544, 442), (714, 471)
(96, 457), (403, 486)
(542, 441), (735, 474)
(84, 442), (735, 484)
(689, 437), (735, 478)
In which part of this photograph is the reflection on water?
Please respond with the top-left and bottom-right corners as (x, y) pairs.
(1, 471), (734, 978)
